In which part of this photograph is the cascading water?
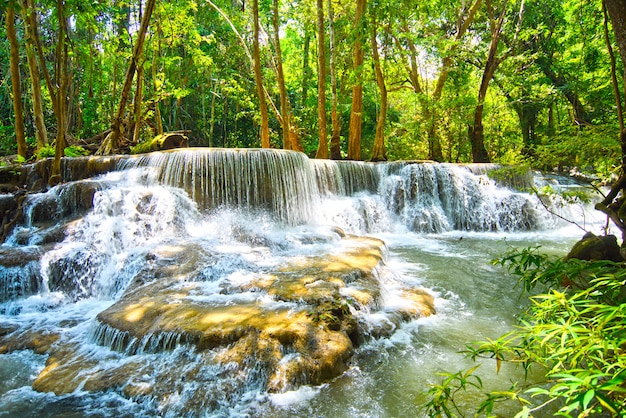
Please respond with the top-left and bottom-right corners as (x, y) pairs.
(0, 149), (604, 417)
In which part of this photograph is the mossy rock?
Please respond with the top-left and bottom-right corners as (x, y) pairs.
(131, 132), (189, 154)
(566, 232), (624, 262)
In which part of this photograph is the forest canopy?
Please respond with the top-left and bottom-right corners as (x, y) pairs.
(1, 0), (625, 179)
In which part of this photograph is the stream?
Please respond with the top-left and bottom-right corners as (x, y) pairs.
(0, 149), (605, 417)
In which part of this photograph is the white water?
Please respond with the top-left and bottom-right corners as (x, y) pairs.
(0, 150), (606, 417)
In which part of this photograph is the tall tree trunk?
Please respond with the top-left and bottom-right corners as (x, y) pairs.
(596, 0), (626, 240)
(469, 0), (508, 163)
(302, 27), (311, 109)
(328, 0), (341, 160)
(347, 0), (366, 160)
(98, 0), (157, 155)
(25, 0), (65, 181)
(253, 0), (270, 148)
(370, 20), (387, 162)
(50, 0), (70, 185)
(272, 0), (295, 150)
(314, 0), (328, 159)
(132, 62), (144, 144)
(604, 0), (626, 170)
(208, 78), (217, 147)
(152, 22), (164, 136)
(427, 0), (483, 161)
(20, 0), (47, 151)
(5, 3), (28, 159)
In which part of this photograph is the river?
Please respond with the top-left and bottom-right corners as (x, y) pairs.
(0, 150), (605, 417)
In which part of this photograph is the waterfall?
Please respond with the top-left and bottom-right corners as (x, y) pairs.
(120, 148), (321, 225)
(378, 162), (541, 233)
(0, 148), (588, 417)
(0, 150), (557, 303)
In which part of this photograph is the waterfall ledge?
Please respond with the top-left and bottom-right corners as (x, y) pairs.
(3, 235), (434, 401)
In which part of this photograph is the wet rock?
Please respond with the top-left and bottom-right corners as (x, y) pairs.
(566, 232), (624, 262)
(0, 247), (43, 301)
(0, 328), (60, 355)
(22, 235), (435, 405)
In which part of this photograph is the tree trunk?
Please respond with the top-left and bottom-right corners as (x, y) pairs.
(428, 0), (482, 162)
(272, 0), (295, 150)
(152, 22), (164, 136)
(132, 61), (144, 144)
(347, 0), (366, 160)
(50, 0), (70, 185)
(5, 4), (28, 159)
(253, 0), (270, 148)
(209, 79), (217, 147)
(605, 0), (626, 170)
(302, 27), (311, 109)
(98, 0), (157, 155)
(328, 0), (341, 160)
(370, 20), (387, 162)
(20, 0), (48, 151)
(469, 0), (508, 164)
(314, 0), (328, 159)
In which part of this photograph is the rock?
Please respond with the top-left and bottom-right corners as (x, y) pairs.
(566, 233), (624, 262)
(24, 235), (435, 400)
(131, 133), (189, 154)
(0, 327), (60, 355)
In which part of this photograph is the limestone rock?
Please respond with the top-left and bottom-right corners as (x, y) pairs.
(24, 235), (435, 400)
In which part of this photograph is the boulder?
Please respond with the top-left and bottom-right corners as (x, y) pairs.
(23, 235), (436, 401)
(130, 132), (189, 154)
(566, 232), (624, 262)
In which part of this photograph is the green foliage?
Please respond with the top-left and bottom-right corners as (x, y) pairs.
(486, 165), (534, 191)
(36, 145), (89, 159)
(36, 145), (55, 159)
(424, 249), (626, 417)
(64, 145), (89, 157)
(533, 125), (621, 179)
(538, 185), (592, 205)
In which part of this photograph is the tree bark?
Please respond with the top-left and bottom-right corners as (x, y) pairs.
(20, 0), (48, 151)
(5, 3), (28, 159)
(605, 0), (626, 170)
(152, 19), (164, 136)
(50, 0), (70, 185)
(586, 0), (626, 241)
(302, 27), (311, 109)
(328, 0), (341, 160)
(253, 0), (270, 148)
(429, 0), (483, 162)
(347, 0), (366, 160)
(314, 0), (328, 159)
(469, 0), (509, 163)
(272, 0), (296, 150)
(132, 61), (144, 144)
(370, 20), (387, 162)
(98, 0), (156, 155)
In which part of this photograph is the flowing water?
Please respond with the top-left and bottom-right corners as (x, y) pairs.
(0, 149), (605, 417)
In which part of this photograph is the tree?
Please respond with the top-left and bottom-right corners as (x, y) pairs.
(347, 0), (366, 160)
(253, 0), (270, 148)
(97, 0), (156, 155)
(314, 0), (328, 158)
(271, 0), (302, 151)
(5, 1), (27, 159)
(327, 0), (342, 160)
(596, 0), (626, 242)
(370, 13), (387, 162)
(20, 0), (47, 152)
(391, 0), (482, 162)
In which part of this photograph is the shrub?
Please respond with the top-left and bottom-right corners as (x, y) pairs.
(424, 248), (626, 417)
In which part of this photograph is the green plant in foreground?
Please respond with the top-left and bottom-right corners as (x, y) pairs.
(423, 248), (626, 417)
